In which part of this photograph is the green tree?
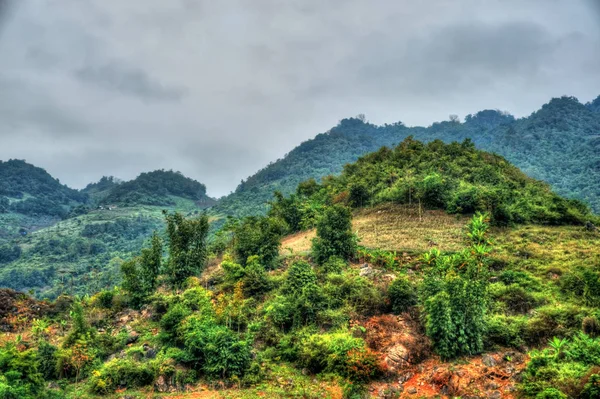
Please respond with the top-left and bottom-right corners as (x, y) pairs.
(233, 216), (284, 267)
(312, 205), (357, 264)
(420, 213), (490, 359)
(120, 232), (163, 308)
(164, 212), (209, 287)
(139, 232), (162, 293)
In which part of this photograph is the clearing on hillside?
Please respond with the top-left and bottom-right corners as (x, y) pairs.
(281, 203), (469, 254)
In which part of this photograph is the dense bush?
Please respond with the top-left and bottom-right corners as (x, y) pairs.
(88, 358), (155, 394)
(233, 216), (285, 267)
(312, 205), (357, 264)
(181, 317), (251, 379)
(420, 213), (490, 359)
(388, 277), (418, 314)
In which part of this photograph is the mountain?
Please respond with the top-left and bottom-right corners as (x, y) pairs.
(0, 160), (88, 241)
(212, 95), (600, 220)
(0, 167), (215, 298)
(99, 170), (216, 208)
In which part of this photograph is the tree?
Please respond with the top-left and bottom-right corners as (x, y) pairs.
(164, 212), (209, 287)
(120, 232), (163, 307)
(312, 205), (357, 264)
(420, 213), (490, 360)
(233, 216), (284, 267)
(139, 232), (162, 293)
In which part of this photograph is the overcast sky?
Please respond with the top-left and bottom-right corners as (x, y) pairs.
(0, 0), (599, 197)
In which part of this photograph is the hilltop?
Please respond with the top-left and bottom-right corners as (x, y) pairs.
(99, 170), (216, 208)
(212, 95), (600, 220)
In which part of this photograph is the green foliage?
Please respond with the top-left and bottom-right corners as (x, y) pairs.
(120, 232), (163, 307)
(101, 169), (209, 206)
(522, 333), (600, 397)
(88, 358), (155, 394)
(213, 98), (600, 221)
(242, 256), (271, 297)
(420, 213), (491, 359)
(312, 205), (357, 264)
(159, 303), (192, 345)
(0, 159), (87, 218)
(535, 388), (567, 399)
(325, 138), (591, 225)
(181, 316), (251, 379)
(388, 277), (417, 314)
(233, 216), (284, 267)
(164, 212), (209, 287)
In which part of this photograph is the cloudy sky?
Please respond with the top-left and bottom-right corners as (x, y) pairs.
(0, 0), (599, 197)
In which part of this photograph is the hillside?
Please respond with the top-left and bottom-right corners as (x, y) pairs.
(99, 170), (215, 208)
(0, 142), (598, 399)
(212, 95), (600, 220)
(0, 168), (216, 298)
(0, 160), (88, 242)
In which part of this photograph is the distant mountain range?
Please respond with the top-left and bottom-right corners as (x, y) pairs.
(212, 95), (600, 220)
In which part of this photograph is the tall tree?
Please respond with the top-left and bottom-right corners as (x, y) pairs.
(311, 205), (356, 264)
(164, 211), (209, 287)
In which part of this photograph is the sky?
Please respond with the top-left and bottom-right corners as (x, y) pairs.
(0, 0), (599, 197)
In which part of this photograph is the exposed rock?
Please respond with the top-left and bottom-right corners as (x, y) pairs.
(482, 354), (497, 367)
(488, 391), (502, 399)
(407, 386), (417, 394)
(359, 265), (381, 278)
(125, 331), (139, 344)
(384, 344), (410, 371)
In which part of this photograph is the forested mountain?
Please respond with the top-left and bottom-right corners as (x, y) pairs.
(98, 170), (214, 207)
(0, 167), (215, 298)
(0, 159), (87, 218)
(213, 95), (600, 219)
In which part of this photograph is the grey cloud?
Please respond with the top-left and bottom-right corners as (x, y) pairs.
(0, 75), (88, 135)
(74, 62), (187, 101)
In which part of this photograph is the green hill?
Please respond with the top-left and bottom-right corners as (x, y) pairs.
(99, 170), (215, 208)
(0, 160), (88, 241)
(213, 95), (600, 220)
(0, 168), (216, 299)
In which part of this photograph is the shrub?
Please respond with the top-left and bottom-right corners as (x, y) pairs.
(321, 256), (346, 274)
(535, 388), (567, 399)
(388, 277), (417, 314)
(581, 374), (600, 399)
(233, 216), (285, 267)
(88, 358), (155, 394)
(491, 283), (543, 314)
(181, 287), (213, 317)
(159, 303), (191, 345)
(583, 317), (600, 338)
(182, 317), (251, 379)
(242, 256), (271, 297)
(284, 260), (317, 295)
(297, 332), (365, 374)
(323, 272), (383, 316)
(312, 205), (357, 264)
(484, 314), (526, 348)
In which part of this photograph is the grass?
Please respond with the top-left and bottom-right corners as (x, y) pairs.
(281, 203), (469, 255)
